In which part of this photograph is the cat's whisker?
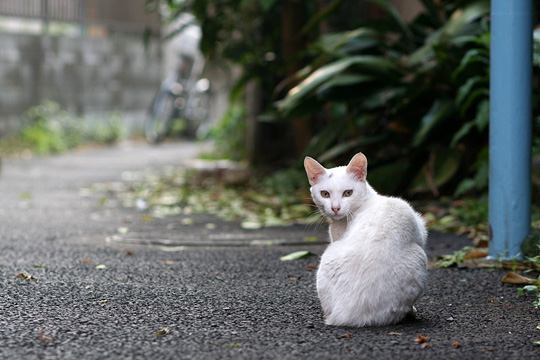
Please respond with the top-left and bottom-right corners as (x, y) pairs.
(346, 210), (353, 224)
(304, 213), (325, 232)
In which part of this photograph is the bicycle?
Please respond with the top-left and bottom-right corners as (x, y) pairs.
(144, 55), (211, 143)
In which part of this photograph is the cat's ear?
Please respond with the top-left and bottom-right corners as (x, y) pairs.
(304, 156), (326, 186)
(346, 152), (368, 181)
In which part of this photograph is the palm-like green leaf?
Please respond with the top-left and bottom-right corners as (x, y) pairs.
(413, 100), (454, 147)
(439, 1), (489, 37)
(451, 122), (476, 147)
(456, 76), (488, 113)
(318, 134), (387, 163)
(259, 0), (277, 11)
(409, 0), (488, 65)
(534, 28), (540, 66)
(452, 48), (488, 80)
(301, 0), (343, 34)
(277, 56), (400, 115)
(319, 28), (379, 56)
(316, 74), (373, 97)
(450, 100), (489, 147)
(411, 148), (462, 194)
(474, 100), (489, 131)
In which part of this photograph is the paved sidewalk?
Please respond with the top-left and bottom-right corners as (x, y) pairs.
(0, 142), (539, 359)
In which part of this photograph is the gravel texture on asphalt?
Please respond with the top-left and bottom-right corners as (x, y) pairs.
(0, 142), (539, 359)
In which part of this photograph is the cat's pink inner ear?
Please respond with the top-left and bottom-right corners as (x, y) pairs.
(304, 156), (326, 185)
(346, 152), (368, 181)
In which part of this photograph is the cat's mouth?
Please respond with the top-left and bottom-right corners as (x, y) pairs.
(328, 213), (346, 221)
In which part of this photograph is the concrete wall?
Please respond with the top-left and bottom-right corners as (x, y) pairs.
(0, 32), (161, 134)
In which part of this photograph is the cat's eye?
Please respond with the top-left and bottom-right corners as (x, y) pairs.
(320, 190), (330, 198)
(343, 190), (353, 197)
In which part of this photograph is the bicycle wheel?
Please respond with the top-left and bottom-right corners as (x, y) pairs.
(145, 91), (176, 144)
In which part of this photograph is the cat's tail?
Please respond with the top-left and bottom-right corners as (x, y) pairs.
(415, 212), (428, 247)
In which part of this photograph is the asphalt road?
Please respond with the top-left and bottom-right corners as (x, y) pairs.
(0, 141), (539, 359)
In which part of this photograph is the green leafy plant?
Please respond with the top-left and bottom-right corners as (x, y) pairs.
(277, 0), (495, 196)
(207, 99), (246, 161)
(1, 101), (125, 156)
(517, 277), (540, 309)
(435, 246), (473, 268)
(85, 114), (125, 145)
(151, 0), (540, 197)
(20, 101), (83, 154)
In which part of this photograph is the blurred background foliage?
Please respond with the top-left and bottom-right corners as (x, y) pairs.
(150, 0), (540, 202)
(278, 0), (493, 197)
(0, 101), (124, 155)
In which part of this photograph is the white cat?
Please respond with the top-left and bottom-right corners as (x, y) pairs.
(304, 152), (428, 327)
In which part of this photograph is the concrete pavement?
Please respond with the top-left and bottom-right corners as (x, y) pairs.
(0, 141), (538, 359)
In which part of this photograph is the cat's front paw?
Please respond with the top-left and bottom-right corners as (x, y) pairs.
(404, 306), (417, 320)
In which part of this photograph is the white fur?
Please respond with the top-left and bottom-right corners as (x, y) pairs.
(306, 158), (428, 327)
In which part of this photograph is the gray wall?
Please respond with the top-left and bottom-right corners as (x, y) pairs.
(0, 32), (161, 134)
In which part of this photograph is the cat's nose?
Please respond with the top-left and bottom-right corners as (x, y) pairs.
(332, 206), (341, 214)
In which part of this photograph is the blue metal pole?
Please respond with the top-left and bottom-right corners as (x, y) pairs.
(489, 0), (533, 259)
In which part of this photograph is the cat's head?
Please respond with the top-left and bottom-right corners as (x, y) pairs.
(304, 152), (368, 220)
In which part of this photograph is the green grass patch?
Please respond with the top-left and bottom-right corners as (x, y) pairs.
(0, 101), (125, 156)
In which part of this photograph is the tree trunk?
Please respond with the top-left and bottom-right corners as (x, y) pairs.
(281, 0), (311, 156)
(245, 79), (263, 165)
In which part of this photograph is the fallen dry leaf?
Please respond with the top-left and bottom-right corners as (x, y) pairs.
(421, 343), (432, 349)
(415, 335), (430, 344)
(155, 327), (170, 337)
(476, 238), (489, 248)
(141, 214), (153, 222)
(501, 271), (537, 285)
(181, 218), (194, 225)
(280, 250), (313, 261)
(500, 261), (540, 271)
(37, 330), (54, 345)
(305, 263), (318, 272)
(338, 332), (353, 340)
(452, 340), (461, 349)
(16, 272), (37, 282)
(452, 259), (540, 271)
(463, 248), (488, 260)
(241, 221), (261, 229)
(125, 250), (134, 256)
(161, 259), (175, 265)
(81, 257), (94, 265)
(117, 227), (128, 235)
(287, 275), (299, 283)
